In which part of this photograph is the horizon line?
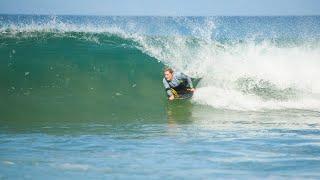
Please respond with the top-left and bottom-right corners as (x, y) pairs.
(1, 13), (320, 17)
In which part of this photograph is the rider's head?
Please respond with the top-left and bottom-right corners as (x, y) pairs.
(164, 67), (174, 81)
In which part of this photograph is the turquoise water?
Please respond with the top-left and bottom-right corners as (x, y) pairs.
(1, 15), (320, 179)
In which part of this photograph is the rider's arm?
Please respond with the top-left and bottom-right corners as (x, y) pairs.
(163, 78), (173, 97)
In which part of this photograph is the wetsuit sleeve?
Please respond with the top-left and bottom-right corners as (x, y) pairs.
(180, 73), (193, 88)
(163, 78), (173, 97)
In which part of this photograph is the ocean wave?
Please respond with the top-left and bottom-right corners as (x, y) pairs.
(1, 15), (320, 111)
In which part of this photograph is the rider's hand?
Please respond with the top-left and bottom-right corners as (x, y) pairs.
(169, 95), (175, 100)
(189, 88), (195, 92)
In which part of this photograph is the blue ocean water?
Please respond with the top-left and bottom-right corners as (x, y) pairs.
(0, 15), (320, 179)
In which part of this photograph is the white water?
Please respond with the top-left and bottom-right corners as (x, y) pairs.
(137, 35), (320, 111)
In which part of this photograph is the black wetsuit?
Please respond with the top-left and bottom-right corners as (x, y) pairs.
(162, 72), (193, 97)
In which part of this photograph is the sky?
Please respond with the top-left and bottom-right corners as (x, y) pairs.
(0, 0), (319, 16)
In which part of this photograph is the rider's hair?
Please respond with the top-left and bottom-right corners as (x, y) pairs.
(164, 67), (174, 74)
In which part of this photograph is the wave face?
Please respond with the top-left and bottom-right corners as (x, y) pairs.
(1, 15), (320, 118)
